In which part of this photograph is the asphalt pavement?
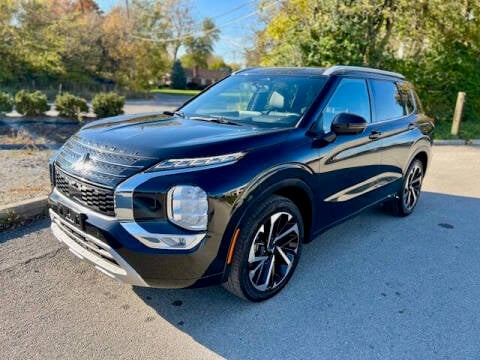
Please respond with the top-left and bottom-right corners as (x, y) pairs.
(1, 145), (480, 359)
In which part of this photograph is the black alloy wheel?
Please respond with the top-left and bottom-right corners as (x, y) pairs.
(389, 158), (424, 216)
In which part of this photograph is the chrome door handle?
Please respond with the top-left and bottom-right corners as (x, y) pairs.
(369, 131), (382, 140)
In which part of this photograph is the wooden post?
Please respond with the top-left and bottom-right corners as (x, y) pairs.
(451, 92), (466, 136)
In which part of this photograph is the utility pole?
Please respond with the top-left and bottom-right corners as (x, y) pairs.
(451, 92), (466, 136)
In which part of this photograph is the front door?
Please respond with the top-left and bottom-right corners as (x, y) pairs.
(312, 77), (385, 229)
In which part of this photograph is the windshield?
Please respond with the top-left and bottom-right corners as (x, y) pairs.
(179, 74), (327, 128)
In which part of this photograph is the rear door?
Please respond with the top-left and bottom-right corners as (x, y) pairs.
(367, 79), (418, 195)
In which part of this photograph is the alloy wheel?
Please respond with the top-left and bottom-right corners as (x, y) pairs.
(247, 211), (300, 292)
(403, 162), (423, 211)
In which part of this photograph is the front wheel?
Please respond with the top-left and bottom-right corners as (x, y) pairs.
(223, 195), (304, 302)
(388, 159), (424, 216)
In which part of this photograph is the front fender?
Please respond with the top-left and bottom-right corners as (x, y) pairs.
(217, 163), (316, 280)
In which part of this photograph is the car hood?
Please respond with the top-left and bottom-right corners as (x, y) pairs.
(79, 113), (288, 157)
(55, 113), (291, 187)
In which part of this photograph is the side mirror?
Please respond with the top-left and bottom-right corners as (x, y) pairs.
(331, 113), (368, 134)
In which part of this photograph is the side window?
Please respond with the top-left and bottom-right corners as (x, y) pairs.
(319, 78), (370, 132)
(370, 80), (404, 122)
(397, 82), (416, 115)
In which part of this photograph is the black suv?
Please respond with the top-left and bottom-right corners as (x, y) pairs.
(48, 66), (434, 301)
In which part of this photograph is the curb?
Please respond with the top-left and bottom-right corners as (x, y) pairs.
(0, 144), (61, 150)
(433, 139), (480, 146)
(0, 196), (49, 230)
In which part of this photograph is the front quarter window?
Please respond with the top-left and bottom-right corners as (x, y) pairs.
(179, 74), (326, 128)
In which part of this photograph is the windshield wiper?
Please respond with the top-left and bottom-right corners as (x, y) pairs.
(189, 116), (241, 126)
(162, 110), (186, 118)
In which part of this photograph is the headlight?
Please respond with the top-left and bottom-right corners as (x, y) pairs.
(167, 186), (208, 231)
(150, 152), (245, 171)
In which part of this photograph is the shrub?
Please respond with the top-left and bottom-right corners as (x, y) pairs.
(14, 90), (50, 116)
(0, 92), (13, 113)
(92, 92), (125, 118)
(55, 92), (89, 119)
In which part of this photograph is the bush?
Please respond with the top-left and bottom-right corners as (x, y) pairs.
(92, 92), (125, 118)
(55, 92), (88, 118)
(0, 92), (13, 113)
(14, 90), (50, 116)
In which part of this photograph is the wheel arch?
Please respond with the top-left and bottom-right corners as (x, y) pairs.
(413, 150), (428, 173)
(403, 138), (431, 175)
(220, 164), (316, 280)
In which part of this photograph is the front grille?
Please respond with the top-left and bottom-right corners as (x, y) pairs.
(55, 167), (115, 216)
(54, 135), (156, 187)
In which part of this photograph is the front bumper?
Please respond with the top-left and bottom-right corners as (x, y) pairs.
(50, 209), (148, 286)
(48, 188), (228, 288)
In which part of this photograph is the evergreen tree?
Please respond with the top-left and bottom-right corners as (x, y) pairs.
(170, 60), (186, 89)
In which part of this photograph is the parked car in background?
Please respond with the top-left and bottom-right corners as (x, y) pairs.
(48, 66), (434, 301)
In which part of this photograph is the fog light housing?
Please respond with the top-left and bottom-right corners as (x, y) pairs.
(167, 186), (208, 231)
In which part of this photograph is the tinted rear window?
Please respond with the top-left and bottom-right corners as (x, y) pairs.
(370, 80), (404, 122)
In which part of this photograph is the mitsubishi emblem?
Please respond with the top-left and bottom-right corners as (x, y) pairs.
(72, 153), (92, 173)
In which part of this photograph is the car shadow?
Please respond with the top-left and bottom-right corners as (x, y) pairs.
(0, 219), (50, 244)
(133, 191), (480, 359)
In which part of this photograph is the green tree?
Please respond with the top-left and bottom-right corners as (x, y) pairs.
(251, 0), (480, 124)
(170, 60), (186, 89)
(185, 18), (220, 68)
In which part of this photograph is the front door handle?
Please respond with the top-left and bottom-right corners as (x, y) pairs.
(369, 130), (382, 140)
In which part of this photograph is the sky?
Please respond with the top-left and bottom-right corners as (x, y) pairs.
(95, 0), (263, 65)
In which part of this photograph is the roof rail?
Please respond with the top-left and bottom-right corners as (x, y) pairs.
(232, 67), (257, 75)
(323, 66), (405, 79)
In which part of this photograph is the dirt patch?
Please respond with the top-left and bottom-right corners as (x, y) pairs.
(0, 150), (54, 205)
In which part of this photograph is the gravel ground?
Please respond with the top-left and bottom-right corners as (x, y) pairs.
(0, 94), (191, 206)
(0, 150), (53, 205)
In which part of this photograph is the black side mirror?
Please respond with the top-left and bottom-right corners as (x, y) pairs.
(331, 113), (368, 134)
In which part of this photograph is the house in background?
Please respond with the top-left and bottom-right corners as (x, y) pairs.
(184, 66), (230, 89)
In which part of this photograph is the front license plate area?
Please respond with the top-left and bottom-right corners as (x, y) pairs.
(57, 204), (86, 230)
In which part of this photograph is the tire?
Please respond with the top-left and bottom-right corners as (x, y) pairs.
(223, 195), (304, 302)
(387, 159), (424, 217)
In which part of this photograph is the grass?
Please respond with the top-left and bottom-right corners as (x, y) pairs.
(433, 119), (480, 140)
(151, 88), (201, 96)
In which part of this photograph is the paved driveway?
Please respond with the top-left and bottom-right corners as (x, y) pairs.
(123, 94), (191, 114)
(1, 146), (479, 359)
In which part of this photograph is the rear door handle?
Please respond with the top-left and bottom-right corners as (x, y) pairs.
(369, 130), (382, 140)
(408, 123), (416, 130)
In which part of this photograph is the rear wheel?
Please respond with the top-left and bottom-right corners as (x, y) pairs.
(224, 195), (304, 301)
(388, 159), (424, 216)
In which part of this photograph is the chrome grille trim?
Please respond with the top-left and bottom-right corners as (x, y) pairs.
(55, 135), (156, 187)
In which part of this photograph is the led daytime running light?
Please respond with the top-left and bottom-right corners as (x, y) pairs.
(152, 152), (245, 171)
